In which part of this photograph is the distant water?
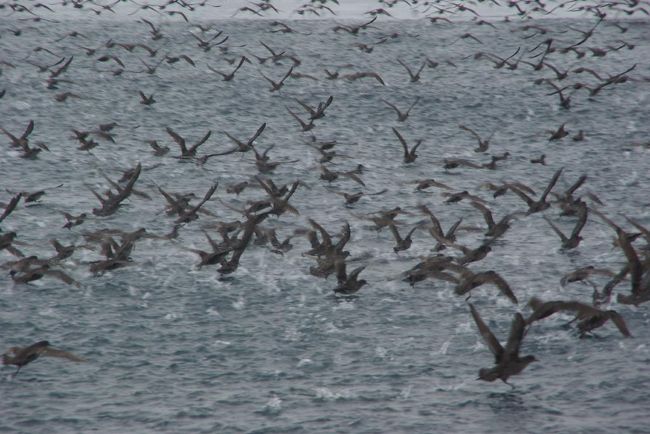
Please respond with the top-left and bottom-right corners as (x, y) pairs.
(1, 12), (650, 434)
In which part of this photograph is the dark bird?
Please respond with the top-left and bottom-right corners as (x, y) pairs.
(1, 120), (34, 149)
(334, 259), (367, 295)
(207, 56), (248, 81)
(392, 127), (422, 163)
(286, 107), (314, 131)
(320, 165), (365, 187)
(388, 223), (418, 253)
(175, 183), (218, 224)
(397, 58), (426, 82)
(294, 95), (333, 120)
(560, 265), (614, 288)
(88, 163), (141, 216)
(543, 201), (588, 249)
(332, 16), (377, 35)
(382, 97), (420, 122)
(469, 201), (522, 239)
(411, 178), (452, 191)
(139, 91), (156, 105)
(459, 124), (493, 153)
(10, 264), (79, 287)
(166, 127), (212, 159)
(334, 189), (387, 206)
(526, 297), (631, 338)
(213, 123), (266, 156)
(148, 140), (169, 156)
(549, 123), (569, 141)
(340, 71), (385, 86)
(590, 208), (650, 306)
(469, 303), (536, 387)
(62, 211), (86, 229)
(508, 167), (563, 214)
(456, 269), (518, 304)
(260, 66), (294, 92)
(3, 341), (85, 377)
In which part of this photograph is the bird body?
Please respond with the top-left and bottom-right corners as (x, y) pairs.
(3, 341), (85, 376)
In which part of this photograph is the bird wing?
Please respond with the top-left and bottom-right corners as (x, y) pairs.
(342, 172), (365, 186)
(294, 98), (317, 117)
(348, 265), (366, 281)
(308, 218), (332, 246)
(459, 124), (481, 141)
(335, 259), (347, 283)
(469, 200), (495, 229)
(418, 205), (443, 235)
(248, 123), (267, 146)
(607, 311), (632, 337)
(503, 313), (527, 360)
(166, 127), (188, 154)
(483, 271), (518, 304)
(469, 303), (504, 362)
(539, 167), (563, 202)
(388, 223), (403, 243)
(45, 269), (80, 287)
(0, 192), (22, 222)
(392, 127), (409, 158)
(617, 228), (643, 294)
(22, 120), (35, 139)
(570, 204), (588, 240)
(543, 216), (569, 243)
(42, 347), (86, 362)
(189, 130), (212, 153)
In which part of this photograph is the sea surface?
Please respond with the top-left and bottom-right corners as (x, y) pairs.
(1, 7), (650, 434)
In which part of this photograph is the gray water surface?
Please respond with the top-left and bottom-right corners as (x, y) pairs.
(1, 11), (650, 434)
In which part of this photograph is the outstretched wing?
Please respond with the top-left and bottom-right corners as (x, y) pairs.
(469, 303), (504, 362)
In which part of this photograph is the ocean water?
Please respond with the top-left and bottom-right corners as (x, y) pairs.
(1, 4), (650, 433)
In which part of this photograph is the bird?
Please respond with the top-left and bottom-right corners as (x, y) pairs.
(3, 341), (85, 377)
(340, 71), (385, 86)
(469, 303), (536, 387)
(382, 97), (420, 122)
(590, 208), (650, 306)
(138, 91), (156, 105)
(207, 56), (248, 81)
(286, 107), (314, 131)
(260, 66), (294, 92)
(332, 16), (377, 35)
(1, 120), (34, 149)
(560, 266), (615, 287)
(334, 259), (367, 295)
(469, 201), (522, 239)
(526, 297), (631, 338)
(459, 124), (493, 153)
(10, 264), (79, 287)
(166, 127), (212, 159)
(392, 127), (422, 163)
(294, 95), (334, 120)
(397, 58), (426, 82)
(212, 123), (266, 156)
(411, 179), (452, 191)
(548, 123), (569, 141)
(388, 223), (418, 253)
(543, 202), (588, 249)
(508, 167), (563, 214)
(455, 269), (518, 304)
(62, 211), (87, 229)
(88, 163), (141, 216)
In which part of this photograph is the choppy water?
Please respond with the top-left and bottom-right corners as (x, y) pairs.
(1, 7), (650, 434)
